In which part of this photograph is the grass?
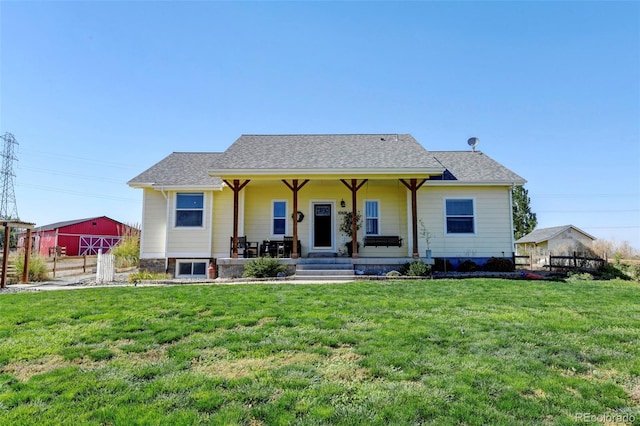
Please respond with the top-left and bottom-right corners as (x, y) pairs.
(0, 278), (638, 425)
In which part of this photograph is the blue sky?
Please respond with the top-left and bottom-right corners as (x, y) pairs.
(1, 1), (639, 250)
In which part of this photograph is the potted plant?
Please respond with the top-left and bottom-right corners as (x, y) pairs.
(339, 210), (362, 256)
(419, 219), (432, 258)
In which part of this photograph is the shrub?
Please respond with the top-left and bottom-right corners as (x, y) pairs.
(432, 258), (454, 272)
(484, 257), (514, 272)
(626, 264), (640, 282)
(243, 256), (287, 278)
(12, 253), (49, 282)
(386, 270), (401, 277)
(457, 259), (479, 272)
(567, 271), (594, 281)
(596, 263), (630, 280)
(128, 270), (170, 283)
(110, 229), (140, 269)
(405, 260), (431, 277)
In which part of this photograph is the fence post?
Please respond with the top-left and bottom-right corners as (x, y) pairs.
(83, 255), (87, 273)
(96, 252), (115, 283)
(52, 254), (57, 278)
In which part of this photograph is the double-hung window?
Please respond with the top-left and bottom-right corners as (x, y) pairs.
(273, 201), (287, 235)
(445, 199), (475, 234)
(365, 200), (379, 235)
(176, 193), (204, 227)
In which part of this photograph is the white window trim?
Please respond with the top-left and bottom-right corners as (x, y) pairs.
(175, 192), (205, 229)
(176, 259), (208, 278)
(272, 200), (288, 237)
(444, 197), (476, 235)
(364, 199), (381, 235)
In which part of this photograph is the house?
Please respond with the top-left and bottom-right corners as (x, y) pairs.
(127, 134), (526, 278)
(515, 225), (596, 256)
(22, 216), (135, 257)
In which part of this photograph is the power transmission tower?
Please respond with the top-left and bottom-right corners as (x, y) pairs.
(0, 132), (19, 220)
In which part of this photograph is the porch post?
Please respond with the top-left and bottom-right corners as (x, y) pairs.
(22, 228), (32, 283)
(340, 179), (368, 259)
(400, 178), (427, 259)
(1, 223), (9, 288)
(282, 179), (309, 259)
(223, 179), (250, 259)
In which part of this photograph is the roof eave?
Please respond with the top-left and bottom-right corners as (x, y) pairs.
(209, 167), (446, 178)
(127, 182), (155, 189)
(425, 179), (526, 186)
(128, 183), (224, 191)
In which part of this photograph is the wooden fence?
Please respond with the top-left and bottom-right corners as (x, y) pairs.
(47, 255), (98, 278)
(513, 252), (606, 272)
(513, 254), (547, 270)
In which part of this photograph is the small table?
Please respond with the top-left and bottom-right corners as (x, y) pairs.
(260, 239), (301, 257)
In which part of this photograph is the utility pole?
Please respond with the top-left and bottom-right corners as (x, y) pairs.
(0, 132), (19, 220)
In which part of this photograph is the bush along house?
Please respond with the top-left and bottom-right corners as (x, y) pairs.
(127, 134), (526, 279)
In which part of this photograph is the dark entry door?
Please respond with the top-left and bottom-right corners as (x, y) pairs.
(313, 203), (332, 248)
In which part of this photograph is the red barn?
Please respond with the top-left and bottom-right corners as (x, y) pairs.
(27, 216), (135, 257)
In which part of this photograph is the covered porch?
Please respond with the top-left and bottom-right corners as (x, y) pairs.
(224, 176), (431, 261)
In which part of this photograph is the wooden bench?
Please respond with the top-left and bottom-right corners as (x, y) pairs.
(363, 236), (403, 247)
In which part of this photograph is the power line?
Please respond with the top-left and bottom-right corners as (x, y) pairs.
(537, 209), (640, 213)
(535, 193), (639, 198)
(18, 148), (140, 171)
(582, 226), (640, 230)
(17, 165), (124, 184)
(17, 183), (138, 202)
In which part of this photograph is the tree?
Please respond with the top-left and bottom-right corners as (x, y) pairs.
(0, 227), (19, 249)
(512, 185), (537, 240)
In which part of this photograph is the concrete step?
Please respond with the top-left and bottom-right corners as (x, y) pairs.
(293, 273), (356, 281)
(294, 262), (355, 281)
(296, 263), (353, 271)
(296, 269), (354, 276)
(297, 257), (353, 265)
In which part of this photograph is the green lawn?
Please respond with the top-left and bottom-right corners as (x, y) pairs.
(0, 279), (638, 425)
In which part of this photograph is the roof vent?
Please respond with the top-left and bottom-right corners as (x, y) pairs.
(467, 137), (479, 152)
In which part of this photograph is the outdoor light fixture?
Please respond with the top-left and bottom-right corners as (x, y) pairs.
(340, 199), (346, 208)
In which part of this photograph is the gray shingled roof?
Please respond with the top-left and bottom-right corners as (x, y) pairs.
(128, 152), (224, 187)
(515, 225), (596, 244)
(210, 134), (445, 171)
(430, 151), (526, 183)
(128, 135), (526, 187)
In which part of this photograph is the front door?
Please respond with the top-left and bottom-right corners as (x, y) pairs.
(313, 203), (332, 249)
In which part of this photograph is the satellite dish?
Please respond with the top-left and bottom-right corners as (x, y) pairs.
(467, 137), (479, 151)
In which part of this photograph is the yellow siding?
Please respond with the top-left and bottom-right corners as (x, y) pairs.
(358, 180), (409, 257)
(142, 180), (515, 260)
(548, 231), (593, 253)
(140, 189), (167, 258)
(164, 190), (214, 257)
(419, 186), (514, 258)
(219, 180), (411, 256)
(211, 190), (236, 258)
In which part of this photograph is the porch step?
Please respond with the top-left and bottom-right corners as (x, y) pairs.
(294, 261), (355, 281)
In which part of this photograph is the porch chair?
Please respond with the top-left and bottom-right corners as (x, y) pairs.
(283, 236), (294, 257)
(230, 236), (259, 258)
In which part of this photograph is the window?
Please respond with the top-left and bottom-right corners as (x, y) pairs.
(176, 193), (204, 227)
(445, 199), (475, 234)
(273, 201), (287, 235)
(365, 200), (379, 235)
(177, 260), (207, 277)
